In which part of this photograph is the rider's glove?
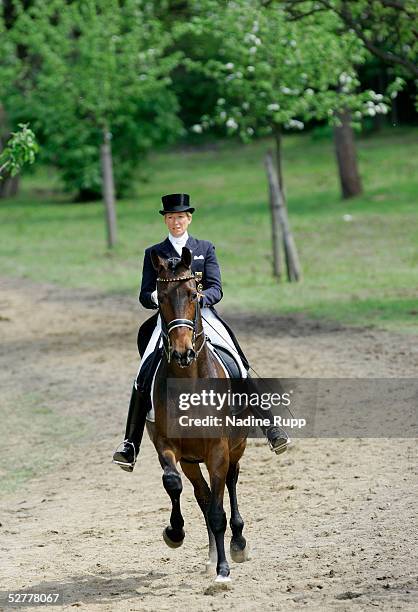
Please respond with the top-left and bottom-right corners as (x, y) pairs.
(151, 290), (158, 305)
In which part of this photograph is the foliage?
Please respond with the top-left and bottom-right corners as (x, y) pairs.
(152, 0), (224, 132)
(0, 123), (38, 179)
(280, 1), (418, 80)
(183, 0), (392, 140)
(2, 0), (183, 198)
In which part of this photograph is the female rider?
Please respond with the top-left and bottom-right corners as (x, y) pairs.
(113, 193), (289, 471)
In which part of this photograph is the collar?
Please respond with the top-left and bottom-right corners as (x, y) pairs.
(168, 231), (189, 246)
(168, 232), (190, 256)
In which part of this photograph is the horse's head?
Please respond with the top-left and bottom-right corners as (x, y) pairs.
(151, 247), (203, 368)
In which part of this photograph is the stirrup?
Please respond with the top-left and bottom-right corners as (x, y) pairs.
(112, 439), (137, 468)
(268, 437), (290, 455)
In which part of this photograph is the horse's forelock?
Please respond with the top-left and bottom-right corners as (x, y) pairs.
(164, 256), (190, 275)
(168, 258), (180, 272)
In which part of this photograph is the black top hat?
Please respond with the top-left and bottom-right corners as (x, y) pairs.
(159, 193), (195, 215)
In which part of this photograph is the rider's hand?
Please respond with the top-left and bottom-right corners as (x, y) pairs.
(151, 289), (158, 305)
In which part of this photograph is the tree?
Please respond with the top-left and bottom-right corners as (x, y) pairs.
(3, 0), (182, 246)
(277, 0), (416, 198)
(280, 0), (418, 79)
(0, 123), (38, 179)
(183, 0), (389, 278)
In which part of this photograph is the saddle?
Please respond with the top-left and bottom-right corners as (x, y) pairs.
(210, 344), (242, 380)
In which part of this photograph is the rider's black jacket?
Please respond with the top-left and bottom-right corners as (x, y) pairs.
(139, 235), (222, 310)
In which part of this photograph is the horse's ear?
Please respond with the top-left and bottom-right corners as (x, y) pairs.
(181, 247), (192, 269)
(151, 249), (166, 272)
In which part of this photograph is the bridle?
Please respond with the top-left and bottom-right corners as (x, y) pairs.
(157, 272), (206, 364)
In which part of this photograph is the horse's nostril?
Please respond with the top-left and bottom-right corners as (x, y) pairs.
(172, 350), (181, 363)
(171, 349), (196, 367)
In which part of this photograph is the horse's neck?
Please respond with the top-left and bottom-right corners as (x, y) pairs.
(196, 310), (204, 338)
(196, 343), (218, 377)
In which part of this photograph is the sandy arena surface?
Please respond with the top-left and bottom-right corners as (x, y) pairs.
(0, 277), (417, 611)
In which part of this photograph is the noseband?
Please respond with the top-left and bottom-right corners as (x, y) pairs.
(157, 273), (206, 364)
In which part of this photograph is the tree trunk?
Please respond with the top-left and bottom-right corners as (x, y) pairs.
(266, 158), (283, 280)
(0, 175), (19, 198)
(0, 104), (20, 199)
(391, 96), (398, 126)
(265, 151), (302, 282)
(273, 126), (284, 193)
(100, 129), (117, 249)
(273, 127), (293, 280)
(333, 109), (363, 199)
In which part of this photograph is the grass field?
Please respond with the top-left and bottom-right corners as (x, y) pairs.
(1, 127), (417, 331)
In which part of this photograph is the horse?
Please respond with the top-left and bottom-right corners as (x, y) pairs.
(145, 246), (249, 583)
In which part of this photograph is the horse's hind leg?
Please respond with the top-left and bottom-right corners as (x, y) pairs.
(181, 461), (216, 571)
(160, 449), (185, 548)
(226, 462), (249, 562)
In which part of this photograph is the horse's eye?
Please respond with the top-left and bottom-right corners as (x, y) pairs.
(191, 292), (198, 302)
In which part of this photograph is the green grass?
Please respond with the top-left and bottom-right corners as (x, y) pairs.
(1, 127), (417, 332)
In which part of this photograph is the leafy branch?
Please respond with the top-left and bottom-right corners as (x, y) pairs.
(0, 123), (38, 179)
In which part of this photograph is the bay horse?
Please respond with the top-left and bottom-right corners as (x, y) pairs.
(146, 247), (249, 583)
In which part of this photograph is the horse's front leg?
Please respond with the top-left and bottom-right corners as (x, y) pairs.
(159, 447), (185, 548)
(181, 460), (217, 572)
(206, 443), (230, 582)
(226, 461), (249, 562)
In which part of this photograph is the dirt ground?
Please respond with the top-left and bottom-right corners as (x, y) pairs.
(0, 277), (417, 611)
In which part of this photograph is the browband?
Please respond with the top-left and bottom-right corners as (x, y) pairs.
(157, 274), (195, 282)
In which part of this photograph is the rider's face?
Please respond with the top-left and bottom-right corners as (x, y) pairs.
(164, 212), (192, 238)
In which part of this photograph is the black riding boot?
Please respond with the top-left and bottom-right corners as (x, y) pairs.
(250, 401), (290, 454)
(112, 383), (148, 472)
(230, 373), (290, 454)
(245, 377), (290, 454)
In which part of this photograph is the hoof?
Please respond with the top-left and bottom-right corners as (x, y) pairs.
(162, 526), (184, 549)
(230, 542), (249, 563)
(215, 574), (231, 585)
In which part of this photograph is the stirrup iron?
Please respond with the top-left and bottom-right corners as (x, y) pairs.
(268, 437), (290, 455)
(112, 439), (137, 467)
